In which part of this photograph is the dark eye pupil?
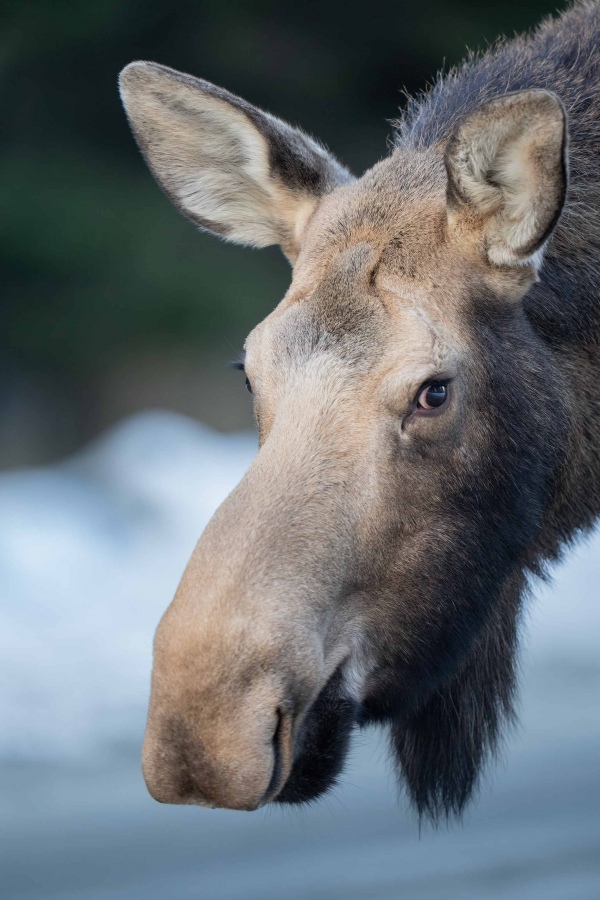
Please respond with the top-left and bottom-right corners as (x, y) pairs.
(245, 377), (252, 394)
(425, 383), (447, 407)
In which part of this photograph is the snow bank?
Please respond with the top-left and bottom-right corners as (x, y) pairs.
(0, 412), (256, 759)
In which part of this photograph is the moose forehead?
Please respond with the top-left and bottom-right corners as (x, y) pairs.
(246, 257), (460, 392)
(247, 156), (466, 377)
(298, 151), (452, 272)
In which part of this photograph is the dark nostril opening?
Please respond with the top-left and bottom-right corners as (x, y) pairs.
(275, 665), (358, 806)
(260, 708), (283, 805)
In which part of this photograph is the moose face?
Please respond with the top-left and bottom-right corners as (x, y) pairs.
(120, 63), (569, 818)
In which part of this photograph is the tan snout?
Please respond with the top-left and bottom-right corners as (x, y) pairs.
(142, 644), (297, 811)
(141, 381), (371, 810)
(141, 489), (341, 810)
(141, 571), (328, 810)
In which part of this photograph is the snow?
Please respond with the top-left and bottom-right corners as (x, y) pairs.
(0, 412), (256, 760)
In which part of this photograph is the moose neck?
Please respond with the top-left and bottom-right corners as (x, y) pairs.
(396, 2), (600, 351)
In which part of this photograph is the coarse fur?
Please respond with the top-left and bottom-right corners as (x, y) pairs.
(119, 1), (600, 823)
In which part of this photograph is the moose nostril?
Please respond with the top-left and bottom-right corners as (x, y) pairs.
(260, 708), (285, 806)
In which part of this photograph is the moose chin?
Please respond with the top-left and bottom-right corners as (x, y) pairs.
(120, 1), (600, 822)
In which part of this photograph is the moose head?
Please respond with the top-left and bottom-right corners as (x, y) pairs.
(119, 61), (568, 820)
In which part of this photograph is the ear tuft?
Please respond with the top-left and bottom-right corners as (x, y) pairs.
(445, 90), (568, 269)
(119, 62), (352, 258)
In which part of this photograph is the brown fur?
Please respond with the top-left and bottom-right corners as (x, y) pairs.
(120, 2), (600, 818)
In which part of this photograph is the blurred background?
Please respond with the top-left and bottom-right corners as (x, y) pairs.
(2, 1), (600, 898)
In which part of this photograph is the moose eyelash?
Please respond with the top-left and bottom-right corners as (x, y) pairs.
(228, 355), (253, 394)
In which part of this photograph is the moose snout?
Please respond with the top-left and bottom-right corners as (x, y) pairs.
(141, 597), (328, 810)
(142, 692), (296, 811)
(141, 437), (363, 811)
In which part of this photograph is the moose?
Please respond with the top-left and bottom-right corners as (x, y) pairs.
(119, 1), (600, 821)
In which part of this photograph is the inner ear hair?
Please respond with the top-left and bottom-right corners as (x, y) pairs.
(444, 90), (568, 270)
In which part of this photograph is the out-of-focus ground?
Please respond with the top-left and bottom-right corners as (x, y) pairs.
(1, 413), (599, 900)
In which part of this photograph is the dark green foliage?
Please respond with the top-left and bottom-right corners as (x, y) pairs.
(2, 0), (564, 380)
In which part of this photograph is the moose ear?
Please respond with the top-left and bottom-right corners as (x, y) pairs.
(119, 62), (352, 259)
(444, 90), (567, 269)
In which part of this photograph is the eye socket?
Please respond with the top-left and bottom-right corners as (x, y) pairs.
(415, 381), (450, 413)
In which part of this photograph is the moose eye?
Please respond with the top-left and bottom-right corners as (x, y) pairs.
(228, 359), (252, 394)
(416, 382), (449, 413)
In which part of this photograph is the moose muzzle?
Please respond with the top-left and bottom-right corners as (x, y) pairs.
(141, 433), (362, 810)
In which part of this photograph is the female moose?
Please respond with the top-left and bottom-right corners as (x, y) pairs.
(119, 1), (600, 820)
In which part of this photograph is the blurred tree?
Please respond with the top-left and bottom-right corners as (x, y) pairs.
(0, 0), (566, 463)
